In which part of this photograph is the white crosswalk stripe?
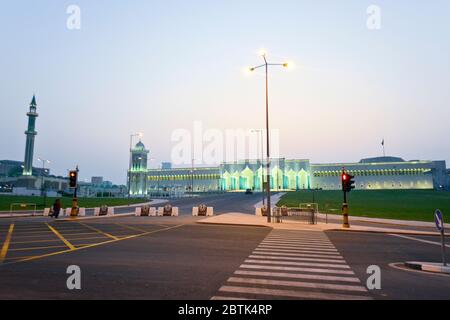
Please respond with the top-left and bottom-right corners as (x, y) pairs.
(248, 255), (346, 263)
(211, 230), (372, 300)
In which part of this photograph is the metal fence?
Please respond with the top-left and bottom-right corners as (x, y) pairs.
(274, 205), (317, 225)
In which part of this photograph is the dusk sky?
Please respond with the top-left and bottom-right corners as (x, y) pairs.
(1, 0), (449, 184)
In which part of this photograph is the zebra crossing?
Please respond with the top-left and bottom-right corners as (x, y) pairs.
(211, 229), (373, 300)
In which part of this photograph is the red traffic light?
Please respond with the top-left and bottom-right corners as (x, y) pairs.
(69, 170), (78, 188)
(342, 171), (355, 193)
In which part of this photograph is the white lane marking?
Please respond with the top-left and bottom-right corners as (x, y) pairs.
(240, 264), (355, 275)
(253, 250), (344, 259)
(262, 239), (333, 245)
(254, 248), (341, 256)
(227, 277), (368, 293)
(211, 296), (253, 300)
(390, 234), (450, 248)
(219, 286), (372, 300)
(266, 237), (329, 242)
(261, 241), (336, 248)
(262, 239), (334, 244)
(245, 259), (350, 269)
(249, 255), (346, 263)
(257, 245), (338, 252)
(234, 270), (361, 283)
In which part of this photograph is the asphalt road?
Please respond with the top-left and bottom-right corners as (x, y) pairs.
(0, 193), (449, 300)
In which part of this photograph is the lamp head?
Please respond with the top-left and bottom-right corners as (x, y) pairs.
(258, 48), (267, 57)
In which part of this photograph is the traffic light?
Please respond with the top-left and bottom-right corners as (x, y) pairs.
(342, 171), (355, 193)
(69, 170), (78, 188)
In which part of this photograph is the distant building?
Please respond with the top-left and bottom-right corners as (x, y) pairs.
(161, 162), (172, 170)
(91, 176), (104, 185)
(128, 141), (450, 195)
(0, 160), (49, 178)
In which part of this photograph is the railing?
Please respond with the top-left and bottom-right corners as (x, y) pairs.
(10, 203), (37, 216)
(275, 204), (318, 225)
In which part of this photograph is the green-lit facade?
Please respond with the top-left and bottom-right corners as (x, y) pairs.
(128, 143), (449, 196)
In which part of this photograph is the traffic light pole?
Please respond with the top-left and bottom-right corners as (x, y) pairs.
(342, 190), (350, 228)
(341, 169), (351, 229)
(71, 166), (79, 217)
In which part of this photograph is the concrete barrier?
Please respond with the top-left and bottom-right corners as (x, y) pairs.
(192, 205), (214, 217)
(94, 206), (114, 216)
(78, 208), (86, 217)
(43, 208), (51, 217)
(64, 207), (85, 217)
(255, 206), (273, 217)
(158, 205), (178, 217)
(135, 206), (157, 217)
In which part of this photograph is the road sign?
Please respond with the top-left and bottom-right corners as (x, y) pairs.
(434, 209), (447, 267)
(435, 209), (444, 232)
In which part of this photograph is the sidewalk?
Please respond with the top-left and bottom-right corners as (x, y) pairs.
(197, 212), (442, 236)
(317, 212), (435, 228)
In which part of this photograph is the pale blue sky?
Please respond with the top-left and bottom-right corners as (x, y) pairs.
(1, 0), (449, 184)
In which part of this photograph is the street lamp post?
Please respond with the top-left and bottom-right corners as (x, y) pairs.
(249, 51), (289, 223)
(128, 133), (143, 205)
(190, 158), (195, 198)
(38, 158), (50, 207)
(251, 129), (265, 206)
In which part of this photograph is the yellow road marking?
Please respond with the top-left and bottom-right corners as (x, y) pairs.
(5, 256), (34, 261)
(9, 245), (69, 252)
(0, 224), (14, 263)
(46, 224), (76, 250)
(2, 224), (185, 266)
(114, 223), (148, 233)
(11, 236), (108, 245)
(11, 230), (53, 235)
(78, 222), (119, 240)
(12, 232), (99, 240)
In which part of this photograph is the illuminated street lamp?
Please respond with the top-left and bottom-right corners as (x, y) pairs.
(249, 50), (289, 223)
(128, 132), (143, 204)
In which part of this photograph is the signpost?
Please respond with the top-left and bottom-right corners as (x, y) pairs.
(434, 209), (447, 267)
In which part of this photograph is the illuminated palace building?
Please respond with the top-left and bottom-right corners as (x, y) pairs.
(128, 142), (450, 196)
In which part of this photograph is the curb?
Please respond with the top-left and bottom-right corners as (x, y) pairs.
(326, 228), (442, 236)
(404, 261), (450, 274)
(196, 221), (272, 229)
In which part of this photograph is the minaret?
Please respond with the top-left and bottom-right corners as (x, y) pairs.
(130, 140), (149, 195)
(23, 95), (39, 176)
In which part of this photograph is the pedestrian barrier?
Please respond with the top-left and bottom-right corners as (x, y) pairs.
(94, 206), (114, 216)
(275, 206), (317, 225)
(192, 204), (214, 216)
(135, 205), (157, 217)
(157, 204), (179, 217)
